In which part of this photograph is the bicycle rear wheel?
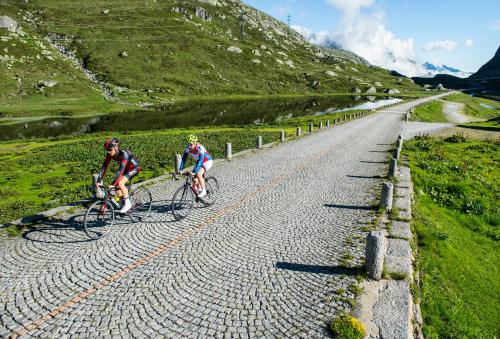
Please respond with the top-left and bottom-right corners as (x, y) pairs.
(128, 187), (153, 222)
(203, 176), (219, 206)
(84, 200), (115, 239)
(171, 185), (195, 220)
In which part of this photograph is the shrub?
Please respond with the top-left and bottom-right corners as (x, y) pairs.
(444, 133), (469, 143)
(331, 315), (366, 339)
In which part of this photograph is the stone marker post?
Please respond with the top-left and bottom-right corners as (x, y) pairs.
(405, 113), (409, 123)
(319, 122), (323, 130)
(326, 119), (330, 128)
(296, 127), (301, 136)
(393, 147), (401, 160)
(309, 123), (313, 133)
(388, 158), (397, 177)
(334, 118), (337, 125)
(380, 182), (394, 211)
(365, 231), (386, 280)
(256, 136), (262, 149)
(280, 131), (285, 142)
(225, 143), (232, 160)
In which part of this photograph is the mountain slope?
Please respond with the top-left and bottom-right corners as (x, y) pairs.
(469, 45), (500, 80)
(0, 0), (419, 116)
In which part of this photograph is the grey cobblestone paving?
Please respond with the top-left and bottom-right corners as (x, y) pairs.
(0, 97), (441, 337)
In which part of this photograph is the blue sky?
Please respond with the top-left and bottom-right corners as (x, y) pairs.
(244, 0), (500, 75)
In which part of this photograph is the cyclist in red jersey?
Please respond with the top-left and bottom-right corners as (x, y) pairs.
(96, 138), (140, 213)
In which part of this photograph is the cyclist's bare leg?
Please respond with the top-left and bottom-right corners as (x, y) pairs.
(196, 167), (206, 192)
(117, 177), (129, 199)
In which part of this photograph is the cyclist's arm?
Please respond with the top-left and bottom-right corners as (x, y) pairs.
(97, 155), (111, 183)
(112, 152), (129, 186)
(179, 148), (189, 171)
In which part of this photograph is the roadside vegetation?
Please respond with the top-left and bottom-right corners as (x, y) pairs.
(411, 92), (500, 127)
(410, 100), (447, 123)
(404, 134), (499, 338)
(443, 92), (500, 119)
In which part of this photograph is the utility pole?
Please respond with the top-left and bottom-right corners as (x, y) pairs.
(239, 13), (245, 40)
(287, 14), (291, 36)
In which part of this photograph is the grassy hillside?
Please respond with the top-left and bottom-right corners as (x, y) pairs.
(0, 0), (421, 117)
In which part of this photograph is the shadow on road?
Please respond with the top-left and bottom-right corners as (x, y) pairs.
(324, 204), (374, 210)
(346, 175), (382, 179)
(369, 150), (391, 153)
(275, 262), (360, 276)
(22, 214), (93, 244)
(360, 160), (386, 164)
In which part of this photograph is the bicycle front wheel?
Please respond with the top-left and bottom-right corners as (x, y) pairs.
(171, 185), (195, 220)
(128, 187), (153, 223)
(203, 176), (220, 206)
(84, 200), (115, 240)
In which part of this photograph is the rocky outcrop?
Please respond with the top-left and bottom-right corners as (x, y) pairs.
(194, 7), (212, 21)
(0, 16), (19, 32)
(366, 86), (377, 94)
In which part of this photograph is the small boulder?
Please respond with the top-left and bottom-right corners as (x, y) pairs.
(365, 86), (377, 94)
(226, 46), (242, 54)
(38, 80), (58, 88)
(374, 81), (383, 87)
(49, 120), (62, 128)
(352, 87), (362, 94)
(384, 88), (401, 94)
(102, 9), (110, 14)
(325, 70), (337, 77)
(119, 51), (128, 57)
(251, 59), (261, 64)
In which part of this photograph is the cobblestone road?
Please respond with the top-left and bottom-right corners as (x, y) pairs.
(0, 95), (446, 338)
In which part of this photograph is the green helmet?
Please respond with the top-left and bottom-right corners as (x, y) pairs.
(187, 134), (198, 144)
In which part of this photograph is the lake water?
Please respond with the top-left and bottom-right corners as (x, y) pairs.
(0, 96), (402, 140)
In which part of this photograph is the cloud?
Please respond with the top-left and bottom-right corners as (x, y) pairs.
(465, 38), (474, 48)
(489, 19), (500, 30)
(297, 1), (425, 77)
(272, 0), (298, 18)
(325, 0), (375, 17)
(422, 40), (457, 52)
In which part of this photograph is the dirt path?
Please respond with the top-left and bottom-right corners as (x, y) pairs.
(441, 100), (483, 123)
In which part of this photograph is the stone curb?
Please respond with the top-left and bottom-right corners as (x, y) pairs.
(359, 132), (421, 338)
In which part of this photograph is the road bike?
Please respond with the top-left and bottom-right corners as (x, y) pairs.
(83, 182), (152, 239)
(171, 172), (219, 221)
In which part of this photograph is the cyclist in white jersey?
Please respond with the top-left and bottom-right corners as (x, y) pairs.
(179, 134), (213, 198)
